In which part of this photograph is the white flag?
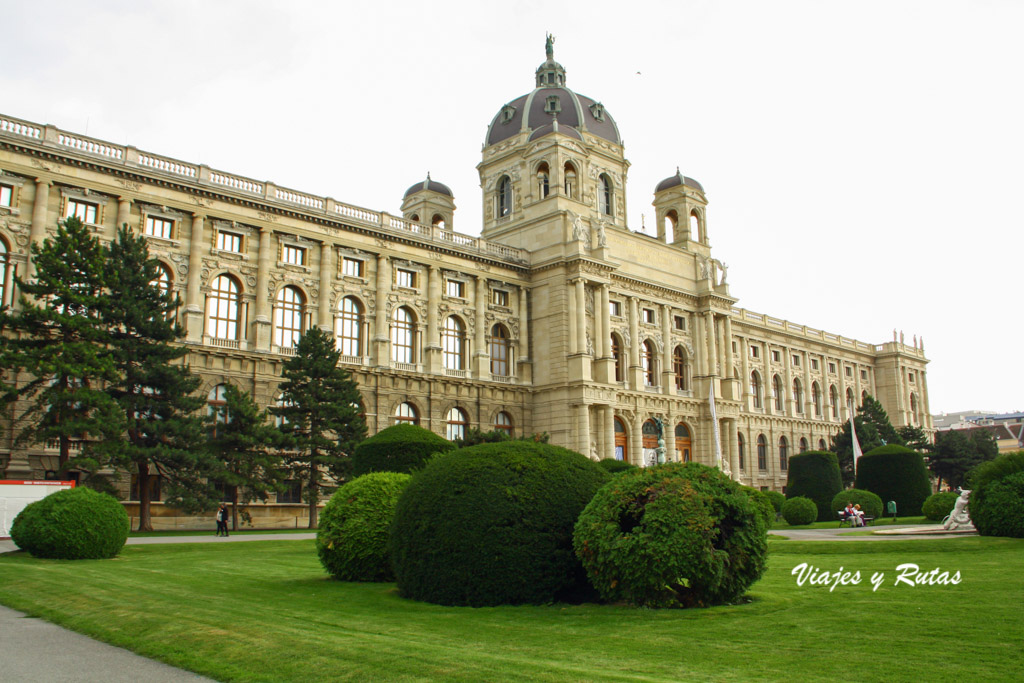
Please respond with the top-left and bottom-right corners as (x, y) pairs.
(709, 381), (724, 471)
(850, 412), (863, 470)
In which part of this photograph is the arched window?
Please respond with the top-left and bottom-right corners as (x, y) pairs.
(0, 237), (8, 306)
(772, 375), (783, 411)
(676, 423), (691, 463)
(599, 174), (613, 215)
(829, 385), (838, 418)
(799, 437), (808, 453)
(614, 417), (628, 462)
(757, 434), (767, 470)
(641, 340), (655, 386)
(431, 214), (445, 230)
(494, 411), (513, 436)
(611, 334), (623, 382)
(793, 379), (803, 413)
(818, 438), (827, 450)
(673, 346), (688, 391)
(207, 384), (229, 437)
(153, 262), (172, 295)
(737, 432), (745, 470)
(394, 402), (418, 425)
(490, 324), (510, 377)
(497, 176), (512, 217)
(536, 162), (550, 199)
(689, 210), (701, 242)
(664, 209), (678, 242)
(410, 213), (420, 223)
(336, 296), (363, 357)
(751, 371), (763, 409)
(391, 307), (416, 364)
(846, 387), (855, 414)
(445, 407), (468, 441)
(812, 382), (822, 417)
(442, 316), (465, 370)
(273, 286), (305, 348)
(563, 162), (577, 198)
(779, 437), (789, 471)
(274, 394), (294, 428)
(207, 274), (241, 340)
(861, 389), (868, 404)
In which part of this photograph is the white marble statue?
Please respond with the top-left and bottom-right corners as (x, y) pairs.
(943, 488), (972, 530)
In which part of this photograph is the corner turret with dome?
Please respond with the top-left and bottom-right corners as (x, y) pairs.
(401, 172), (456, 231)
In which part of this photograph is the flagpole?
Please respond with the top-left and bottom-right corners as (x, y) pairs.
(850, 408), (863, 474)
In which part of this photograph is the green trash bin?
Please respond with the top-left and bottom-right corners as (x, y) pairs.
(886, 500), (898, 522)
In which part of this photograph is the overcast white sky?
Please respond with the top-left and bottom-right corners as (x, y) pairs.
(3, 0), (1021, 415)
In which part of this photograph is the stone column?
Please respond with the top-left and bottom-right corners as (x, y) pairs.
(594, 284), (612, 383)
(628, 296), (640, 388)
(839, 361), (849, 421)
(575, 279), (587, 355)
(783, 348), (794, 417)
(474, 275), (488, 377)
(184, 213), (205, 343)
(727, 418), (740, 480)
(854, 363), (862, 409)
(740, 335), (750, 408)
(578, 403), (591, 459)
(115, 197), (132, 239)
(373, 254), (389, 366)
(254, 227), (273, 351)
(603, 405), (615, 461)
(762, 342), (773, 415)
(26, 178), (51, 280)
(695, 314), (707, 377)
(567, 282), (578, 355)
(632, 415), (644, 467)
(803, 352), (813, 416)
(705, 310), (718, 377)
(426, 265), (441, 373)
(663, 414), (676, 462)
(318, 242), (333, 332)
(661, 304), (673, 394)
(518, 286), (531, 383)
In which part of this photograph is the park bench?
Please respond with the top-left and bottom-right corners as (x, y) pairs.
(837, 511), (875, 527)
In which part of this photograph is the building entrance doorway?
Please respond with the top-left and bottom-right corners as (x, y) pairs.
(676, 423), (692, 462)
(613, 418), (628, 462)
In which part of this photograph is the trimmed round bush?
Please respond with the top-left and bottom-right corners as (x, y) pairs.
(742, 486), (776, 529)
(922, 491), (959, 522)
(351, 423), (456, 476)
(855, 445), (932, 516)
(597, 458), (636, 474)
(574, 463), (768, 608)
(316, 472), (411, 581)
(765, 491), (786, 514)
(781, 496), (818, 526)
(967, 450), (1024, 490)
(10, 487), (129, 559)
(971, 471), (1024, 538)
(388, 441), (610, 606)
(830, 489), (883, 520)
(786, 451), (843, 521)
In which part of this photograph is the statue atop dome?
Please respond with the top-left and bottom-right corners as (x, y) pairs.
(545, 33), (555, 61)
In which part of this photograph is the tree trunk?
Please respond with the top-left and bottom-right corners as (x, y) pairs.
(137, 463), (153, 532)
(231, 486), (239, 532)
(307, 463), (318, 529)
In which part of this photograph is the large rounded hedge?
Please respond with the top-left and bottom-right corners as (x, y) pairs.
(830, 489), (884, 520)
(10, 487), (129, 559)
(922, 492), (959, 522)
(786, 451), (843, 521)
(854, 445), (932, 516)
(388, 441), (610, 606)
(574, 463), (768, 608)
(741, 486), (776, 530)
(971, 472), (1024, 538)
(351, 423), (456, 477)
(781, 496), (817, 526)
(596, 458), (637, 474)
(765, 491), (786, 515)
(316, 472), (411, 581)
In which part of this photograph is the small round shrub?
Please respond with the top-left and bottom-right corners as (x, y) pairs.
(855, 444), (932, 516)
(831, 489), (883, 520)
(316, 472), (411, 581)
(781, 496), (818, 526)
(786, 451), (843, 521)
(10, 487), (129, 559)
(389, 441), (610, 606)
(574, 463), (768, 608)
(922, 491), (959, 522)
(351, 423), (456, 477)
(596, 458), (636, 474)
(741, 486), (776, 529)
(765, 491), (786, 514)
(971, 471), (1024, 538)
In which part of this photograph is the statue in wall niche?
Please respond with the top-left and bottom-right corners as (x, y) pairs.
(943, 489), (973, 530)
(570, 212), (590, 247)
(697, 256), (711, 281)
(595, 220), (607, 247)
(719, 261), (728, 284)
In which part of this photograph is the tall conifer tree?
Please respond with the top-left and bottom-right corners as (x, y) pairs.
(0, 217), (122, 473)
(102, 225), (208, 531)
(270, 327), (366, 528)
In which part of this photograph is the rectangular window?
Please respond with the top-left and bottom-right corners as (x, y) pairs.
(674, 315), (685, 330)
(829, 362), (837, 374)
(0, 185), (11, 207)
(861, 369), (868, 380)
(792, 354), (800, 367)
(492, 289), (509, 307)
(846, 366), (853, 377)
(811, 359), (819, 370)
(66, 198), (98, 224)
(278, 480), (302, 504)
(216, 230), (243, 253)
(144, 216), (174, 239)
(771, 350), (780, 363)
(446, 280), (465, 298)
(282, 244), (306, 266)
(909, 372), (915, 384)
(610, 301), (622, 317)
(342, 257), (364, 278)
(750, 345), (759, 359)
(396, 268), (416, 289)
(732, 341), (737, 353)
(642, 308), (654, 324)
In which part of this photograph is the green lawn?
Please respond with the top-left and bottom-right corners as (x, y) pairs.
(771, 515), (936, 530)
(1, 537), (1021, 682)
(128, 528), (314, 538)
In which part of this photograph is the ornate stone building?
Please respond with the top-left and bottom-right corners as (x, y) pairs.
(0, 41), (932, 501)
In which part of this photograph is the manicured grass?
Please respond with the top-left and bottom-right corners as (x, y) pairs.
(2, 537), (1021, 682)
(771, 515), (936, 530)
(128, 528), (314, 538)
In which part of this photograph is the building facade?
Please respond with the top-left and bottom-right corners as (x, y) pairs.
(0, 43), (932, 502)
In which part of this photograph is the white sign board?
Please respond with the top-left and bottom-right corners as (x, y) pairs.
(0, 480), (76, 538)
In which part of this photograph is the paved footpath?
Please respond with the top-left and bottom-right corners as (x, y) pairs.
(770, 524), (976, 541)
